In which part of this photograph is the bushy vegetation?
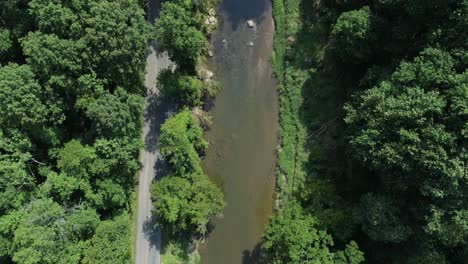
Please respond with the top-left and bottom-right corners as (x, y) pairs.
(151, 0), (223, 260)
(158, 69), (204, 106)
(155, 2), (206, 69)
(154, 0), (220, 107)
(151, 110), (224, 236)
(263, 201), (364, 264)
(0, 0), (149, 263)
(266, 0), (467, 263)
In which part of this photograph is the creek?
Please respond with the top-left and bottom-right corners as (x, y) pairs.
(199, 0), (279, 263)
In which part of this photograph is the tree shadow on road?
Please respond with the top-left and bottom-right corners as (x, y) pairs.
(143, 214), (162, 254)
(143, 93), (179, 153)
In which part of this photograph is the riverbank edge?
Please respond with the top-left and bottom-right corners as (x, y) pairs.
(271, 0), (308, 200)
(155, 1), (224, 263)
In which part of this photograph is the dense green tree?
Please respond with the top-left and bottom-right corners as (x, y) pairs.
(155, 2), (206, 69)
(345, 48), (467, 257)
(0, 0), (149, 263)
(158, 69), (204, 105)
(271, 0), (467, 262)
(0, 64), (48, 132)
(0, 131), (34, 213)
(21, 32), (84, 81)
(86, 88), (144, 139)
(93, 137), (142, 182)
(0, 28), (12, 61)
(331, 6), (374, 63)
(56, 139), (138, 210)
(151, 174), (224, 235)
(0, 0), (33, 64)
(57, 140), (98, 180)
(159, 109), (208, 176)
(345, 48), (466, 191)
(39, 168), (90, 203)
(373, 0), (464, 56)
(12, 199), (99, 264)
(82, 214), (131, 264)
(262, 201), (364, 263)
(28, 1), (77, 37)
(27, 0), (150, 91)
(359, 193), (412, 243)
(76, 0), (150, 90)
(0, 210), (22, 262)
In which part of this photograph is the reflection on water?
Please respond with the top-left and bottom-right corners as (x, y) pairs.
(199, 0), (279, 263)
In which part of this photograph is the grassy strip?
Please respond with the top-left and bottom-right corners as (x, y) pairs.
(272, 0), (360, 243)
(272, 0), (308, 198)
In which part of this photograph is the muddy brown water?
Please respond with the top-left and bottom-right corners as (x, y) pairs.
(198, 0), (279, 263)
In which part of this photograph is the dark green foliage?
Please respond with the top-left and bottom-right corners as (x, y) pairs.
(359, 193), (412, 243)
(271, 0), (467, 262)
(0, 0), (149, 262)
(151, 175), (224, 235)
(158, 69), (204, 105)
(155, 2), (206, 69)
(27, 0), (150, 91)
(82, 214), (132, 264)
(0, 131), (34, 213)
(0, 28), (12, 60)
(345, 49), (465, 180)
(346, 48), (468, 255)
(159, 109), (208, 176)
(331, 6), (374, 63)
(0, 64), (49, 132)
(152, 109), (224, 236)
(86, 88), (144, 139)
(262, 201), (364, 264)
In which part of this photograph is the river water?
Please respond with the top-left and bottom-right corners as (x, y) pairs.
(198, 0), (279, 263)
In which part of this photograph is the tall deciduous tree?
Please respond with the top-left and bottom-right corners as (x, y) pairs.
(262, 201), (364, 263)
(86, 88), (144, 139)
(82, 214), (132, 264)
(12, 199), (99, 264)
(345, 48), (468, 250)
(158, 69), (204, 105)
(151, 174), (224, 235)
(0, 64), (48, 132)
(155, 2), (206, 69)
(331, 6), (374, 63)
(159, 109), (208, 176)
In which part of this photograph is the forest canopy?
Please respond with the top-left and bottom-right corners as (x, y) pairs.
(267, 0), (467, 263)
(0, 0), (149, 263)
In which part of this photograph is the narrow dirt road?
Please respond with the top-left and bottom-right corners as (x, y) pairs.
(135, 1), (173, 263)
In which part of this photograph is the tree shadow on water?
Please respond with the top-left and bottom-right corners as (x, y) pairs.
(220, 0), (271, 30)
(242, 243), (265, 264)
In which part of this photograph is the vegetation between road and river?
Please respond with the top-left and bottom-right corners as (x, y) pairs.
(150, 0), (225, 262)
(1, 0), (467, 263)
(262, 0), (467, 263)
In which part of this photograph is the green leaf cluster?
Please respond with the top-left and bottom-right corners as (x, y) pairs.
(155, 2), (206, 69)
(270, 0), (467, 262)
(151, 110), (224, 236)
(262, 201), (364, 264)
(0, 0), (150, 263)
